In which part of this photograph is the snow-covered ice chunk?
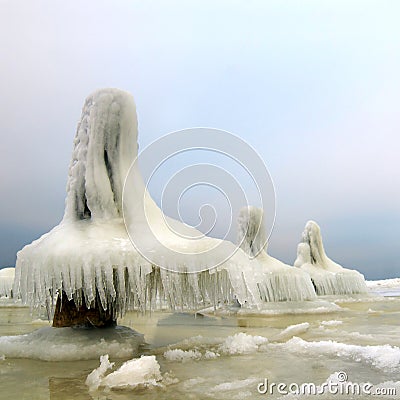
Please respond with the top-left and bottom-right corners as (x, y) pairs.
(86, 354), (114, 390)
(0, 325), (144, 361)
(218, 332), (268, 355)
(86, 354), (162, 390)
(164, 348), (202, 362)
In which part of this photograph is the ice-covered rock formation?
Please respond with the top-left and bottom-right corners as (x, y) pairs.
(14, 88), (259, 321)
(237, 207), (316, 301)
(294, 221), (368, 295)
(0, 267), (15, 298)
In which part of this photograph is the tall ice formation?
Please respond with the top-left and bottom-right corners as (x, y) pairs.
(237, 207), (317, 301)
(14, 89), (259, 320)
(294, 221), (368, 295)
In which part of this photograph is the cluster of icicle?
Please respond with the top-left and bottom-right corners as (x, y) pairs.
(13, 88), (367, 317)
(294, 221), (368, 295)
(14, 89), (258, 316)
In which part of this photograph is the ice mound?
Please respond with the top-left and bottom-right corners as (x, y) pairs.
(14, 88), (263, 316)
(238, 207), (316, 302)
(0, 268), (15, 298)
(0, 325), (144, 361)
(162, 332), (268, 362)
(294, 221), (368, 295)
(87, 354), (163, 391)
(164, 347), (220, 362)
(271, 337), (400, 373)
(218, 332), (268, 355)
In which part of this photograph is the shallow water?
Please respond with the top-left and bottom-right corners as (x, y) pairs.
(1, 292), (400, 400)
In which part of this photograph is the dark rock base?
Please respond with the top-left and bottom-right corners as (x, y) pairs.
(52, 292), (116, 328)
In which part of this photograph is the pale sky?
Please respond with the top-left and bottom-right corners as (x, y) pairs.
(0, 0), (399, 279)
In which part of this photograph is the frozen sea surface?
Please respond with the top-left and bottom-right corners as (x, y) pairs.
(0, 281), (399, 399)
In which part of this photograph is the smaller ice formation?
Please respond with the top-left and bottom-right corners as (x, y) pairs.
(0, 268), (15, 298)
(294, 221), (367, 295)
(237, 207), (316, 301)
